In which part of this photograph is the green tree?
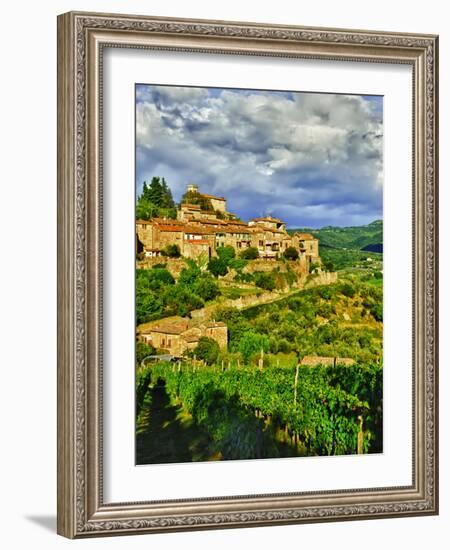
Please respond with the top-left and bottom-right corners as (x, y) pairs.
(193, 274), (220, 302)
(253, 272), (276, 291)
(208, 257), (228, 277)
(163, 285), (204, 316)
(195, 337), (220, 365)
(340, 282), (356, 298)
(181, 187), (214, 211)
(136, 341), (156, 364)
(217, 245), (235, 264)
(161, 244), (181, 258)
(238, 332), (270, 363)
(240, 246), (259, 260)
(284, 246), (299, 261)
(136, 177), (177, 220)
(135, 290), (164, 324)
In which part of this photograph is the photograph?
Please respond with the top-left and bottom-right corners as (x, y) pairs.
(134, 84), (384, 465)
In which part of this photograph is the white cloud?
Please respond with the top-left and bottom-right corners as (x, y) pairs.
(136, 85), (383, 227)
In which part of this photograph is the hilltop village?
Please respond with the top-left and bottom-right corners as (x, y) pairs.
(136, 183), (328, 359)
(136, 184), (320, 264)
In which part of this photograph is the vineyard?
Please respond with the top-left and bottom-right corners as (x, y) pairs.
(136, 360), (382, 463)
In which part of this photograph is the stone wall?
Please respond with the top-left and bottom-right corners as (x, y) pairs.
(305, 271), (338, 288)
(136, 257), (187, 279)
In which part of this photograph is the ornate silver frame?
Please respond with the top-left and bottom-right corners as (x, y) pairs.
(57, 11), (439, 538)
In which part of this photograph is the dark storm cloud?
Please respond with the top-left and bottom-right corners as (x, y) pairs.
(136, 84), (383, 228)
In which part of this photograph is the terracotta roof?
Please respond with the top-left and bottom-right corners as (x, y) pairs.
(182, 334), (200, 343)
(181, 203), (201, 210)
(250, 216), (282, 223)
(184, 225), (213, 235)
(194, 218), (227, 225)
(201, 193), (226, 201)
(155, 224), (185, 233)
(152, 217), (185, 225)
(222, 226), (250, 234)
(144, 319), (190, 335)
(295, 233), (316, 240)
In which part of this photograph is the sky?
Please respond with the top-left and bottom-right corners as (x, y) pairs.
(136, 84), (383, 228)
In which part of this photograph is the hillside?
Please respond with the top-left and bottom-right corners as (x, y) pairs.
(290, 220), (383, 252)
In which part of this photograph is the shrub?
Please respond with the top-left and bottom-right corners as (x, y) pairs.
(284, 246), (299, 261)
(228, 258), (248, 271)
(136, 341), (156, 364)
(309, 262), (321, 273)
(216, 245), (236, 264)
(238, 332), (270, 363)
(253, 272), (276, 291)
(135, 290), (164, 324)
(161, 244), (181, 258)
(208, 257), (228, 277)
(163, 285), (204, 316)
(239, 246), (259, 260)
(179, 263), (201, 285)
(195, 337), (220, 365)
(193, 274), (220, 301)
(370, 303), (383, 321)
(340, 282), (356, 298)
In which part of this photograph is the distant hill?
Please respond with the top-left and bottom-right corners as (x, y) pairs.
(289, 220), (383, 252)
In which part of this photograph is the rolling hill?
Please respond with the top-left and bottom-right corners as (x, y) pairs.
(290, 220), (383, 252)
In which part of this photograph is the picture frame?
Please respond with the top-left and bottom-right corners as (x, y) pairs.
(57, 11), (439, 538)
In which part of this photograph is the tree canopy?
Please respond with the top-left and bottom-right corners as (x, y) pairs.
(136, 176), (177, 220)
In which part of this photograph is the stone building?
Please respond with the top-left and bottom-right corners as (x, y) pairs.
(294, 233), (320, 262)
(300, 356), (356, 367)
(140, 317), (227, 357)
(136, 184), (320, 264)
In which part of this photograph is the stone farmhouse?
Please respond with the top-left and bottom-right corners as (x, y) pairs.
(136, 184), (320, 264)
(140, 317), (227, 357)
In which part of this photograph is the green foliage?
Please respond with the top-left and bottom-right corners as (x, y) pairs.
(136, 341), (156, 364)
(290, 220), (382, 251)
(179, 263), (201, 285)
(239, 332), (270, 362)
(135, 269), (172, 323)
(239, 246), (259, 260)
(136, 290), (164, 324)
(370, 303), (383, 322)
(143, 360), (382, 458)
(195, 337), (220, 365)
(309, 261), (321, 273)
(320, 247), (382, 271)
(228, 258), (248, 271)
(208, 257), (229, 277)
(136, 177), (176, 220)
(284, 246), (299, 261)
(340, 282), (356, 298)
(253, 271), (276, 291)
(193, 273), (220, 302)
(217, 245), (236, 264)
(163, 285), (204, 317)
(161, 244), (181, 258)
(181, 188), (214, 211)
